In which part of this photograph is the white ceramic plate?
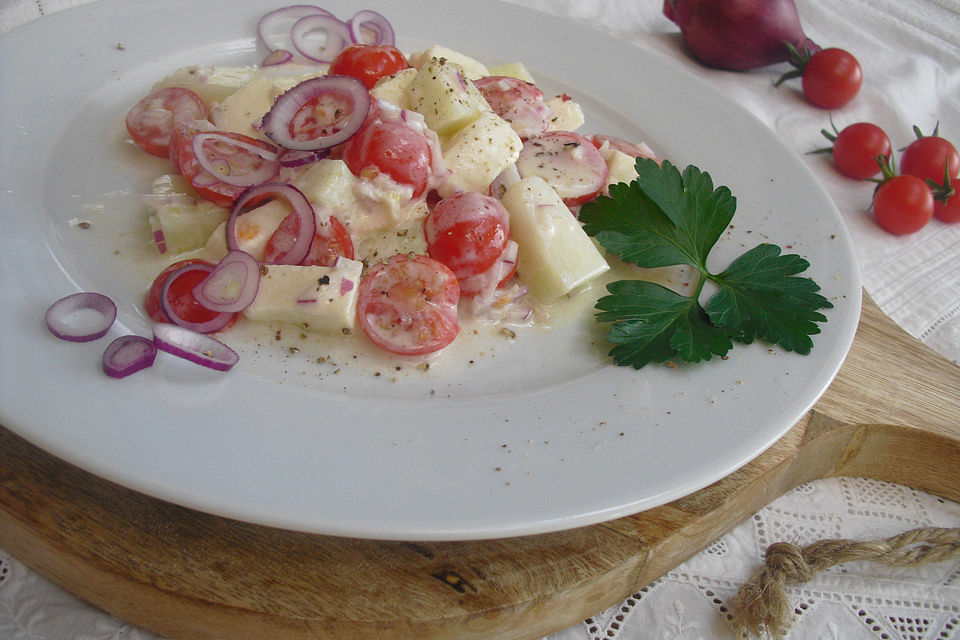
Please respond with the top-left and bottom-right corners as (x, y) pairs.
(0, 0), (860, 540)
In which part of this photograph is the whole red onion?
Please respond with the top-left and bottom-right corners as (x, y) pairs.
(663, 0), (815, 71)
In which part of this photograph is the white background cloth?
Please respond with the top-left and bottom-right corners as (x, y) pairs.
(1, 0), (959, 639)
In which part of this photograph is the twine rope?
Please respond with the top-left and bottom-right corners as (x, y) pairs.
(732, 526), (960, 639)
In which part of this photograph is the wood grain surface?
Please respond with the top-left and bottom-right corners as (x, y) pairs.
(0, 293), (958, 640)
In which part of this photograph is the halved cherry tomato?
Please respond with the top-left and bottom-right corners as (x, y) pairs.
(457, 244), (518, 297)
(342, 104), (435, 198)
(424, 192), (509, 279)
(329, 43), (409, 90)
(175, 130), (280, 207)
(516, 131), (608, 206)
(287, 90), (359, 145)
(126, 87), (208, 158)
(145, 259), (238, 330)
(588, 134), (659, 162)
(474, 76), (551, 140)
(356, 254), (460, 356)
(263, 212), (354, 266)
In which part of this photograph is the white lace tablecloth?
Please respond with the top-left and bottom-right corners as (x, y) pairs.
(2, 0), (959, 639)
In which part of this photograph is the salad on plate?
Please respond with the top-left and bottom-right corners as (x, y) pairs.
(119, 5), (661, 370)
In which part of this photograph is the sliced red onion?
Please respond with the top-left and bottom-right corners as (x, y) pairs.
(102, 335), (157, 378)
(262, 75), (370, 151)
(262, 49), (294, 66)
(159, 263), (236, 334)
(149, 216), (167, 254)
(192, 250), (261, 313)
(191, 132), (280, 187)
(279, 148), (330, 168)
(226, 182), (316, 265)
(290, 13), (352, 63)
(153, 323), (239, 372)
(45, 292), (117, 342)
(258, 5), (335, 52)
(347, 10), (394, 46)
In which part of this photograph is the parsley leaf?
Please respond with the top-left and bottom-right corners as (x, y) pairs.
(578, 158), (832, 368)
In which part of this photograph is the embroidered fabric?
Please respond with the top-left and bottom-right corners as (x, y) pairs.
(0, 478), (957, 639)
(1, 0), (958, 638)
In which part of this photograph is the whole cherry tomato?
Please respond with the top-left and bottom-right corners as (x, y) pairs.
(900, 125), (960, 185)
(934, 188), (960, 223)
(816, 122), (891, 179)
(802, 48), (862, 109)
(777, 45), (862, 109)
(873, 174), (934, 235)
(329, 44), (409, 90)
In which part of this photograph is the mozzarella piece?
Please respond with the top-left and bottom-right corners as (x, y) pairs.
(544, 96), (585, 132)
(408, 57), (491, 139)
(437, 109), (522, 198)
(408, 45), (489, 80)
(500, 176), (609, 302)
(243, 259), (364, 333)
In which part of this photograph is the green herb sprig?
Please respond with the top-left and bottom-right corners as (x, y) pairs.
(578, 158), (832, 369)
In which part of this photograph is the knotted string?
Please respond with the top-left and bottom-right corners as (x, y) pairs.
(732, 526), (960, 639)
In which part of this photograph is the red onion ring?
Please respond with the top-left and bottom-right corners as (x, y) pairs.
(257, 5), (335, 52)
(191, 132), (280, 187)
(226, 182), (316, 265)
(153, 324), (239, 372)
(279, 148), (330, 168)
(45, 292), (117, 342)
(347, 10), (395, 46)
(102, 335), (157, 378)
(159, 263), (237, 334)
(262, 75), (370, 151)
(192, 250), (261, 313)
(290, 13), (352, 63)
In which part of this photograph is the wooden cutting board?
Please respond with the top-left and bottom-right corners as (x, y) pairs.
(1, 293), (958, 640)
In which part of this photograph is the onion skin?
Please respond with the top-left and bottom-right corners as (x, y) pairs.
(663, 0), (812, 71)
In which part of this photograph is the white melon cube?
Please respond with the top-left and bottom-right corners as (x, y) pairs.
(600, 147), (640, 189)
(370, 68), (417, 109)
(408, 45), (489, 80)
(291, 159), (406, 234)
(211, 76), (276, 139)
(437, 109), (522, 198)
(486, 62), (535, 84)
(143, 175), (229, 256)
(202, 199), (290, 262)
(500, 176), (609, 302)
(153, 65), (258, 105)
(545, 96), (585, 132)
(243, 259), (363, 333)
(291, 159), (361, 213)
(408, 57), (490, 139)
